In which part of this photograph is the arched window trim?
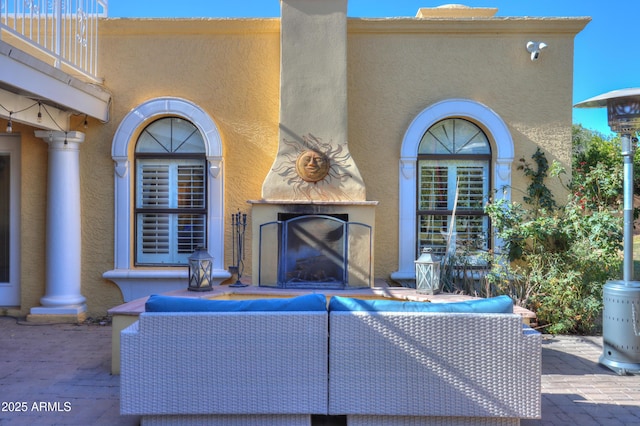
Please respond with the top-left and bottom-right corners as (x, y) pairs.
(391, 98), (514, 282)
(104, 97), (230, 302)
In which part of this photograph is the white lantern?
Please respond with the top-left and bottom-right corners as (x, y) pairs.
(188, 247), (213, 292)
(415, 247), (441, 295)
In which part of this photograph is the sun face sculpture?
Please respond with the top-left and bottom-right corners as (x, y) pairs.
(296, 149), (330, 182)
(273, 133), (353, 200)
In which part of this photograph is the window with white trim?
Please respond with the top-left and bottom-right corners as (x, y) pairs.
(135, 117), (206, 265)
(417, 118), (491, 256)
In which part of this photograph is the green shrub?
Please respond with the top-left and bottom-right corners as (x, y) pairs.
(485, 144), (622, 334)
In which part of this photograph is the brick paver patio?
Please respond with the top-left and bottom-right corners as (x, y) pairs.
(0, 316), (639, 425)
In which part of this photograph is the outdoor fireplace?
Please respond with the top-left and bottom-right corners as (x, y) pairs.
(254, 211), (372, 289)
(249, 0), (377, 288)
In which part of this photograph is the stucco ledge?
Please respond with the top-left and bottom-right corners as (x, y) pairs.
(103, 268), (231, 302)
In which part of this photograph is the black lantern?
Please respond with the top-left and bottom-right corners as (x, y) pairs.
(188, 247), (214, 291)
(415, 247), (441, 295)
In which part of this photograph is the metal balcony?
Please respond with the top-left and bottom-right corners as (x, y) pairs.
(1, 0), (107, 82)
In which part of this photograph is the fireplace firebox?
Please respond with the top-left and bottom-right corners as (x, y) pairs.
(257, 213), (372, 289)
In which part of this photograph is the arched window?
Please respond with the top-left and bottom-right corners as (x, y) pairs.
(391, 99), (514, 282)
(417, 118), (491, 255)
(135, 117), (207, 265)
(105, 97), (229, 301)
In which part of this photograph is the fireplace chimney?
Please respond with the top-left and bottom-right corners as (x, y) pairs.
(261, 0), (366, 202)
(250, 0), (377, 289)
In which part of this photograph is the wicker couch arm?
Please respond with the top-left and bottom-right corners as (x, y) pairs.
(328, 311), (541, 419)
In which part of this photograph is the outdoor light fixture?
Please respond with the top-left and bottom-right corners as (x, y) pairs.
(575, 87), (640, 375)
(188, 247), (214, 292)
(526, 41), (547, 61)
(415, 247), (441, 295)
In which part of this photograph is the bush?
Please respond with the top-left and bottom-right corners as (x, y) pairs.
(485, 144), (622, 334)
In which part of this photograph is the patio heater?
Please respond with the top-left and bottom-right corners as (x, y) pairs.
(415, 247), (441, 295)
(575, 88), (640, 375)
(188, 247), (214, 292)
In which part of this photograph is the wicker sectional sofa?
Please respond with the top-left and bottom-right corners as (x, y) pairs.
(120, 294), (541, 426)
(328, 296), (541, 426)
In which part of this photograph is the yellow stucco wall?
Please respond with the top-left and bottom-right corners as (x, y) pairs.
(7, 123), (47, 317)
(87, 18), (281, 315)
(346, 18), (585, 276)
(3, 14), (588, 316)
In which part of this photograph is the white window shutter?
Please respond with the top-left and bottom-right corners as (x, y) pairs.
(457, 165), (487, 210)
(136, 159), (206, 264)
(177, 214), (206, 255)
(139, 163), (170, 207)
(139, 214), (170, 255)
(418, 166), (448, 211)
(177, 164), (205, 208)
(417, 160), (489, 254)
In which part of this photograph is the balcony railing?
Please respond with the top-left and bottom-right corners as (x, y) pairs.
(0, 0), (107, 81)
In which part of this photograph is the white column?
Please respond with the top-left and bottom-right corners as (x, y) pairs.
(390, 158), (418, 281)
(30, 131), (86, 316)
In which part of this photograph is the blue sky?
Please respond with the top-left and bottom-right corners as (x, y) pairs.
(107, 0), (639, 136)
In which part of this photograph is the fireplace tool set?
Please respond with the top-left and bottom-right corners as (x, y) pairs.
(229, 211), (248, 287)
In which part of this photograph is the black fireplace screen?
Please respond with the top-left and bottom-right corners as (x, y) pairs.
(258, 214), (372, 289)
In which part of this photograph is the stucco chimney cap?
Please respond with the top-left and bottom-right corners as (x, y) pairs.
(416, 4), (498, 18)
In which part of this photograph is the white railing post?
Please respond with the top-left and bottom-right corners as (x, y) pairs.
(55, 0), (62, 68)
(0, 0), (106, 81)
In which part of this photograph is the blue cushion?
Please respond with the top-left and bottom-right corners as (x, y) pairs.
(145, 293), (327, 312)
(328, 294), (513, 314)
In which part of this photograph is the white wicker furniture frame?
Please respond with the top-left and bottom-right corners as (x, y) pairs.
(120, 309), (540, 425)
(120, 311), (329, 426)
(328, 311), (541, 426)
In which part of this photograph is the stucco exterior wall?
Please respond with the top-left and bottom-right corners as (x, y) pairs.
(5, 14), (587, 316)
(7, 123), (47, 317)
(82, 19), (281, 315)
(346, 18), (584, 276)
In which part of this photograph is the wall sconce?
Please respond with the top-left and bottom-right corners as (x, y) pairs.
(415, 247), (441, 295)
(526, 41), (547, 61)
(188, 247), (214, 292)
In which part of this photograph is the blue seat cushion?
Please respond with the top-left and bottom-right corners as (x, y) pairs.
(145, 293), (327, 312)
(328, 294), (513, 313)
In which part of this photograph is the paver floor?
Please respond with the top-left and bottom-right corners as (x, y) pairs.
(522, 335), (640, 426)
(0, 317), (138, 426)
(1, 317), (640, 425)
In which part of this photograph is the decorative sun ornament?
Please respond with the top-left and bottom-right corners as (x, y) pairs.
(273, 133), (353, 200)
(296, 149), (330, 182)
